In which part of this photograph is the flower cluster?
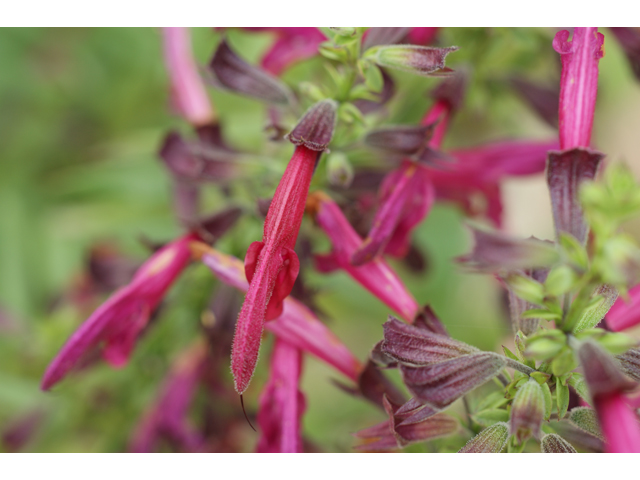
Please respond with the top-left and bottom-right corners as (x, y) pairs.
(39, 27), (640, 453)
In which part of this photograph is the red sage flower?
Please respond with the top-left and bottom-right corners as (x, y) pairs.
(232, 99), (337, 394)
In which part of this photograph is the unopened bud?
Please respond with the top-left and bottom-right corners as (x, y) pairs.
(510, 379), (544, 445)
(326, 152), (354, 188)
(541, 434), (577, 453)
(459, 422), (510, 453)
(371, 45), (458, 77)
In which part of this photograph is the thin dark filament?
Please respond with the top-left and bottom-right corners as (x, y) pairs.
(240, 394), (256, 432)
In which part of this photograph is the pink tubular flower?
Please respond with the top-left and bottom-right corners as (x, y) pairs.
(407, 28), (440, 46)
(595, 392), (640, 453)
(307, 192), (419, 322)
(257, 339), (305, 453)
(232, 100), (336, 394)
(431, 140), (559, 226)
(130, 340), (207, 453)
(246, 28), (326, 75)
(578, 341), (640, 452)
(41, 234), (196, 391)
(162, 27), (214, 127)
(191, 242), (362, 382)
(553, 28), (605, 150)
(606, 284), (640, 331)
(352, 74), (462, 265)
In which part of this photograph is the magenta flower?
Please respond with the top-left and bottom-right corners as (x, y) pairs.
(130, 340), (207, 453)
(352, 160), (434, 263)
(232, 100), (336, 394)
(257, 339), (305, 453)
(351, 85), (455, 265)
(245, 28), (326, 75)
(192, 242), (362, 382)
(606, 284), (640, 331)
(431, 140), (559, 226)
(548, 28), (606, 243)
(41, 233), (196, 390)
(307, 192), (419, 322)
(594, 392), (640, 453)
(553, 28), (604, 150)
(161, 27), (214, 127)
(407, 28), (440, 46)
(578, 341), (640, 453)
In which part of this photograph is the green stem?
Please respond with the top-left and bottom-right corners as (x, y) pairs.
(504, 357), (536, 376)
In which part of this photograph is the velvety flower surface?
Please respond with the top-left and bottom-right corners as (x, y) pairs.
(232, 100), (336, 394)
(191, 242), (362, 382)
(41, 234), (196, 390)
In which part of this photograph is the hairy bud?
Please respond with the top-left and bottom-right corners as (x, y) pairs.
(510, 379), (544, 444)
(459, 422), (510, 453)
(371, 45), (458, 77)
(541, 434), (577, 453)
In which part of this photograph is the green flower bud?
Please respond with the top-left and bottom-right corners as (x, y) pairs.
(510, 379), (544, 445)
(541, 434), (577, 453)
(459, 422), (510, 453)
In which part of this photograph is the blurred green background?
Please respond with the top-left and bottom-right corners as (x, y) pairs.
(1, 28), (639, 452)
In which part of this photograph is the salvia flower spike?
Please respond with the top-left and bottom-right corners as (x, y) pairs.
(232, 99), (337, 394)
(162, 27), (215, 127)
(41, 234), (196, 390)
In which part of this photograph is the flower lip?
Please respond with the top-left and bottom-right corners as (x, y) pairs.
(41, 234), (196, 391)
